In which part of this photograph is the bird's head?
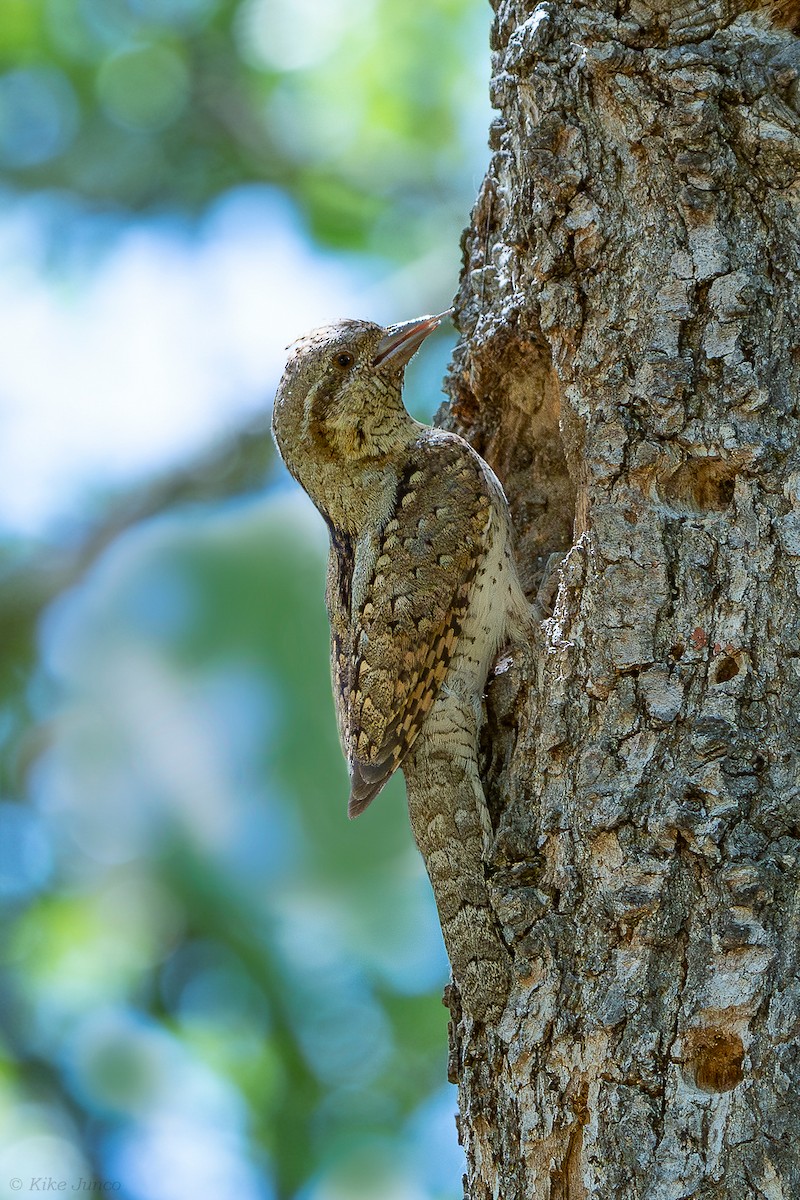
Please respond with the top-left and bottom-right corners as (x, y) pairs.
(272, 312), (450, 494)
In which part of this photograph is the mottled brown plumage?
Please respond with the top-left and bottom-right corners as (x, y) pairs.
(272, 312), (530, 1019)
(343, 435), (493, 814)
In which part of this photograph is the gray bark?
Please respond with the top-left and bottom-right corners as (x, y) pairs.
(440, 1), (800, 1196)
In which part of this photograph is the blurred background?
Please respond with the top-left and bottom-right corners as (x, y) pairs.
(0, 2), (492, 1198)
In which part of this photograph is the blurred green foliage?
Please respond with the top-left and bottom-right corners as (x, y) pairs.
(0, 0), (488, 257)
(0, 0), (491, 1196)
(5, 496), (453, 1198)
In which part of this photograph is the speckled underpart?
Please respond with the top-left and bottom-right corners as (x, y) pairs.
(272, 315), (530, 1021)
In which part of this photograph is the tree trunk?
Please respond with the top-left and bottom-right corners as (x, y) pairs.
(440, 1), (800, 1196)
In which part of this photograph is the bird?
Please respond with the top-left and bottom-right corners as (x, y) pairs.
(272, 311), (530, 1019)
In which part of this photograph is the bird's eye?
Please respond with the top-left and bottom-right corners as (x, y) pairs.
(334, 351), (355, 369)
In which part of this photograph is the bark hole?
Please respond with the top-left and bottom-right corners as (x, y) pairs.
(713, 655), (740, 683)
(683, 1027), (745, 1093)
(445, 330), (575, 595)
(657, 457), (742, 515)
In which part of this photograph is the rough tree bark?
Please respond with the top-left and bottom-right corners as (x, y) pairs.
(438, 0), (800, 1196)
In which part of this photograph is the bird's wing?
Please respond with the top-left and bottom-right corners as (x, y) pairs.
(343, 437), (492, 817)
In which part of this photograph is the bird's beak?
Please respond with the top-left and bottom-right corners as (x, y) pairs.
(372, 309), (453, 369)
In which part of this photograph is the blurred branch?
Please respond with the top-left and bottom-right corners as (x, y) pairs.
(0, 413), (276, 788)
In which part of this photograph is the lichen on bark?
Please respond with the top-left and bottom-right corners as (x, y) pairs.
(440, 1), (800, 1196)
